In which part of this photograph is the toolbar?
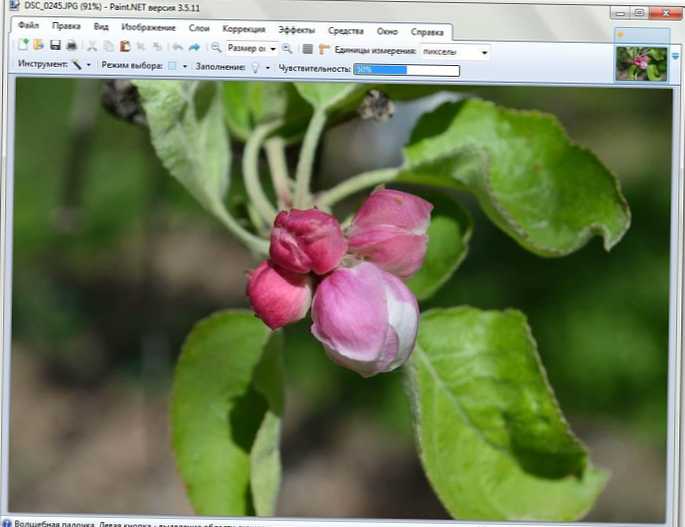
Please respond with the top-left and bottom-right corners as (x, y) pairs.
(12, 36), (492, 58)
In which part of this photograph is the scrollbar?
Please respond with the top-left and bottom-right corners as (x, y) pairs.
(353, 63), (461, 77)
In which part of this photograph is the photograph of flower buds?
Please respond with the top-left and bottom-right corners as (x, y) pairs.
(616, 46), (669, 81)
(9, 78), (672, 523)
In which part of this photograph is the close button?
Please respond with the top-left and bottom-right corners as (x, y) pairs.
(649, 6), (683, 20)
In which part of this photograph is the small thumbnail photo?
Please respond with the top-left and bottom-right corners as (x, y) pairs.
(616, 46), (668, 81)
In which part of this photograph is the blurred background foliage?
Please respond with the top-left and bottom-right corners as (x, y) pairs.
(10, 78), (671, 521)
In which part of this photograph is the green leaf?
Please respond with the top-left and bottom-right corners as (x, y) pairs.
(134, 80), (269, 254)
(628, 64), (639, 79)
(647, 63), (664, 81)
(134, 80), (230, 220)
(223, 82), (313, 142)
(294, 83), (367, 112)
(250, 412), (282, 515)
(171, 310), (283, 516)
(648, 47), (666, 61)
(406, 307), (608, 521)
(250, 333), (285, 515)
(406, 193), (472, 301)
(222, 82), (252, 140)
(403, 99), (631, 257)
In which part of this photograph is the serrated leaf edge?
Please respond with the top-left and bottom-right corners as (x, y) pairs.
(404, 99), (632, 257)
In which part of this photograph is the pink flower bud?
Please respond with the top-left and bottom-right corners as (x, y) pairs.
(247, 260), (312, 330)
(634, 55), (649, 70)
(270, 209), (348, 275)
(311, 262), (419, 377)
(348, 189), (433, 278)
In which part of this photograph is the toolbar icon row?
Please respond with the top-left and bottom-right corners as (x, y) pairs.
(17, 38), (338, 56)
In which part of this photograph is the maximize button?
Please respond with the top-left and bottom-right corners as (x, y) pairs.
(631, 6), (649, 18)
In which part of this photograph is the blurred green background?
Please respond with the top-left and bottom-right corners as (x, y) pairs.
(9, 78), (672, 522)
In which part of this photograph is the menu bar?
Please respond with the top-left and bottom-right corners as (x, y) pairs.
(10, 17), (455, 42)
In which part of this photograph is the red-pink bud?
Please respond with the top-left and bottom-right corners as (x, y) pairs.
(270, 209), (347, 275)
(348, 189), (433, 278)
(311, 261), (419, 377)
(247, 260), (312, 330)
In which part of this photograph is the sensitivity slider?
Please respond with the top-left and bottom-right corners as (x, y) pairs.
(353, 63), (461, 77)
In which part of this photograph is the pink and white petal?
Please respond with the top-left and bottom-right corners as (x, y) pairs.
(348, 224), (428, 278)
(351, 189), (433, 233)
(311, 262), (388, 364)
(381, 271), (419, 369)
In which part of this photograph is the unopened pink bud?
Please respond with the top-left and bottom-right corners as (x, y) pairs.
(348, 189), (433, 278)
(270, 209), (348, 275)
(247, 260), (312, 330)
(311, 262), (419, 377)
(634, 55), (649, 69)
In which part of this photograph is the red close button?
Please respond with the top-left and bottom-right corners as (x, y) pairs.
(649, 6), (683, 19)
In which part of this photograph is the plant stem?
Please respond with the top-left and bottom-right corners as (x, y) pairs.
(214, 205), (270, 255)
(243, 121), (280, 226)
(247, 203), (270, 237)
(316, 167), (399, 208)
(265, 136), (293, 209)
(294, 109), (327, 208)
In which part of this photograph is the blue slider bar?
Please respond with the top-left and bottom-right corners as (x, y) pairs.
(354, 63), (408, 75)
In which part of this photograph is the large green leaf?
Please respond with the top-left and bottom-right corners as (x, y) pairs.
(134, 80), (230, 219)
(171, 310), (283, 516)
(405, 192), (472, 301)
(406, 307), (608, 520)
(403, 99), (631, 257)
